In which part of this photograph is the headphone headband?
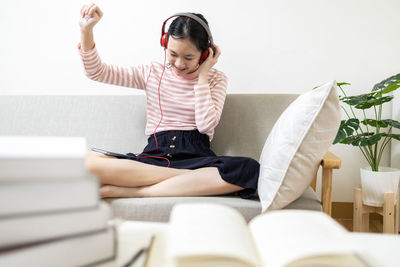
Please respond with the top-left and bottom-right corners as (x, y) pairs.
(161, 12), (214, 46)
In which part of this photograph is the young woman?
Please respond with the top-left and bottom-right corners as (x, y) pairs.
(79, 4), (259, 199)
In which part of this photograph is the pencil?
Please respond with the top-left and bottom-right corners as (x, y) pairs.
(122, 236), (156, 267)
(142, 236), (156, 267)
(122, 247), (146, 267)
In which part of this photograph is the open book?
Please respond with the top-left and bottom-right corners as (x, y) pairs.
(145, 203), (367, 267)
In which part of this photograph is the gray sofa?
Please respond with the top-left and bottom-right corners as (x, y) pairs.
(0, 94), (339, 222)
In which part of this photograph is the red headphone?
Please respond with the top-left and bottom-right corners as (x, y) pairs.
(160, 12), (214, 62)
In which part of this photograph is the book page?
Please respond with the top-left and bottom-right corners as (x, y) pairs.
(249, 210), (362, 267)
(167, 203), (261, 267)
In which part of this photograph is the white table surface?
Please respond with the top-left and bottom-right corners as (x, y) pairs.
(350, 233), (400, 267)
(98, 221), (167, 267)
(99, 220), (400, 267)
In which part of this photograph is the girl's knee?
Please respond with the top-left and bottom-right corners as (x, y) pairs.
(85, 152), (95, 171)
(85, 151), (106, 176)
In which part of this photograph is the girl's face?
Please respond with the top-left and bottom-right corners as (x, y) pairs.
(167, 36), (202, 77)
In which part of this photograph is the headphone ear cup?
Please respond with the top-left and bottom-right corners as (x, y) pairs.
(200, 49), (209, 62)
(160, 33), (168, 48)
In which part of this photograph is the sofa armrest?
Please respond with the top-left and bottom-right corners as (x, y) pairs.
(320, 151), (341, 216)
(321, 151), (341, 169)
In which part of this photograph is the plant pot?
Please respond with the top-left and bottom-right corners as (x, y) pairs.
(360, 166), (400, 207)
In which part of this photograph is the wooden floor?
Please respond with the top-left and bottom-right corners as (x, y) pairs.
(335, 218), (383, 233)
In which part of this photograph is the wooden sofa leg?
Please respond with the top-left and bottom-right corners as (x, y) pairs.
(322, 167), (332, 216)
(320, 151), (341, 217)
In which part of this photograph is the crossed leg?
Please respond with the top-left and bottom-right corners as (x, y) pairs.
(85, 151), (243, 198)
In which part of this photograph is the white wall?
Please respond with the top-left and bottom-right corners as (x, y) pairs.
(1, 0), (399, 202)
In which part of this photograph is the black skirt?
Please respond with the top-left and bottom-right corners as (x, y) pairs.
(125, 130), (259, 199)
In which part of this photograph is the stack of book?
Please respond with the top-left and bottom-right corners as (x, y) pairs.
(0, 136), (116, 267)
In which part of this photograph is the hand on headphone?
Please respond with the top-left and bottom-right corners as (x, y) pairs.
(198, 44), (221, 79)
(79, 4), (103, 32)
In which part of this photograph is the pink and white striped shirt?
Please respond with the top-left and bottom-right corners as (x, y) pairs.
(79, 45), (228, 141)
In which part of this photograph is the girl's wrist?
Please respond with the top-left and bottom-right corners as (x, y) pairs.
(80, 27), (93, 35)
(80, 29), (95, 52)
(198, 72), (209, 85)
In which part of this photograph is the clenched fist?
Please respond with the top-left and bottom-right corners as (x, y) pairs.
(79, 3), (103, 32)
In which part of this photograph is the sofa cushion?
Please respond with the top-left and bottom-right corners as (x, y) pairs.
(258, 81), (340, 212)
(106, 187), (321, 222)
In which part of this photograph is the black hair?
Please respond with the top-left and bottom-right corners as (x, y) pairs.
(167, 13), (210, 53)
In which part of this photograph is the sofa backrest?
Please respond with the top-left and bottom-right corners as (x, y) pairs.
(0, 94), (298, 160)
(212, 94), (297, 159)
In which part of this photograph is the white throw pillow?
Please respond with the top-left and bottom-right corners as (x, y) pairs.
(258, 81), (340, 212)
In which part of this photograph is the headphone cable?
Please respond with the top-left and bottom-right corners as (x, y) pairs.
(153, 49), (167, 152)
(134, 49), (170, 168)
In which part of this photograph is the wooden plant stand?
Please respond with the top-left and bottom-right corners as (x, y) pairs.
(353, 188), (399, 234)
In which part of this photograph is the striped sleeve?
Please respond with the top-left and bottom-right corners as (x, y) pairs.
(194, 70), (228, 137)
(78, 43), (149, 90)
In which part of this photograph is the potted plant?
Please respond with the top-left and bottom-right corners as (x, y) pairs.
(333, 73), (400, 207)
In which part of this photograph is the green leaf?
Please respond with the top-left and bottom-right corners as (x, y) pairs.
(362, 119), (390, 128)
(341, 94), (372, 106)
(344, 125), (354, 135)
(333, 129), (347, 144)
(367, 119), (400, 129)
(337, 82), (351, 87)
(354, 96), (393, 109)
(386, 119), (400, 129)
(346, 118), (360, 129)
(382, 133), (400, 141)
(378, 83), (400, 95)
(389, 134), (400, 141)
(340, 132), (373, 146)
(334, 120), (349, 144)
(351, 138), (361, 146)
(372, 73), (400, 92)
(333, 119), (360, 144)
(359, 134), (383, 146)
(342, 133), (382, 147)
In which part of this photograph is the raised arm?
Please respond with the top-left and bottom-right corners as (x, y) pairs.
(78, 4), (149, 89)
